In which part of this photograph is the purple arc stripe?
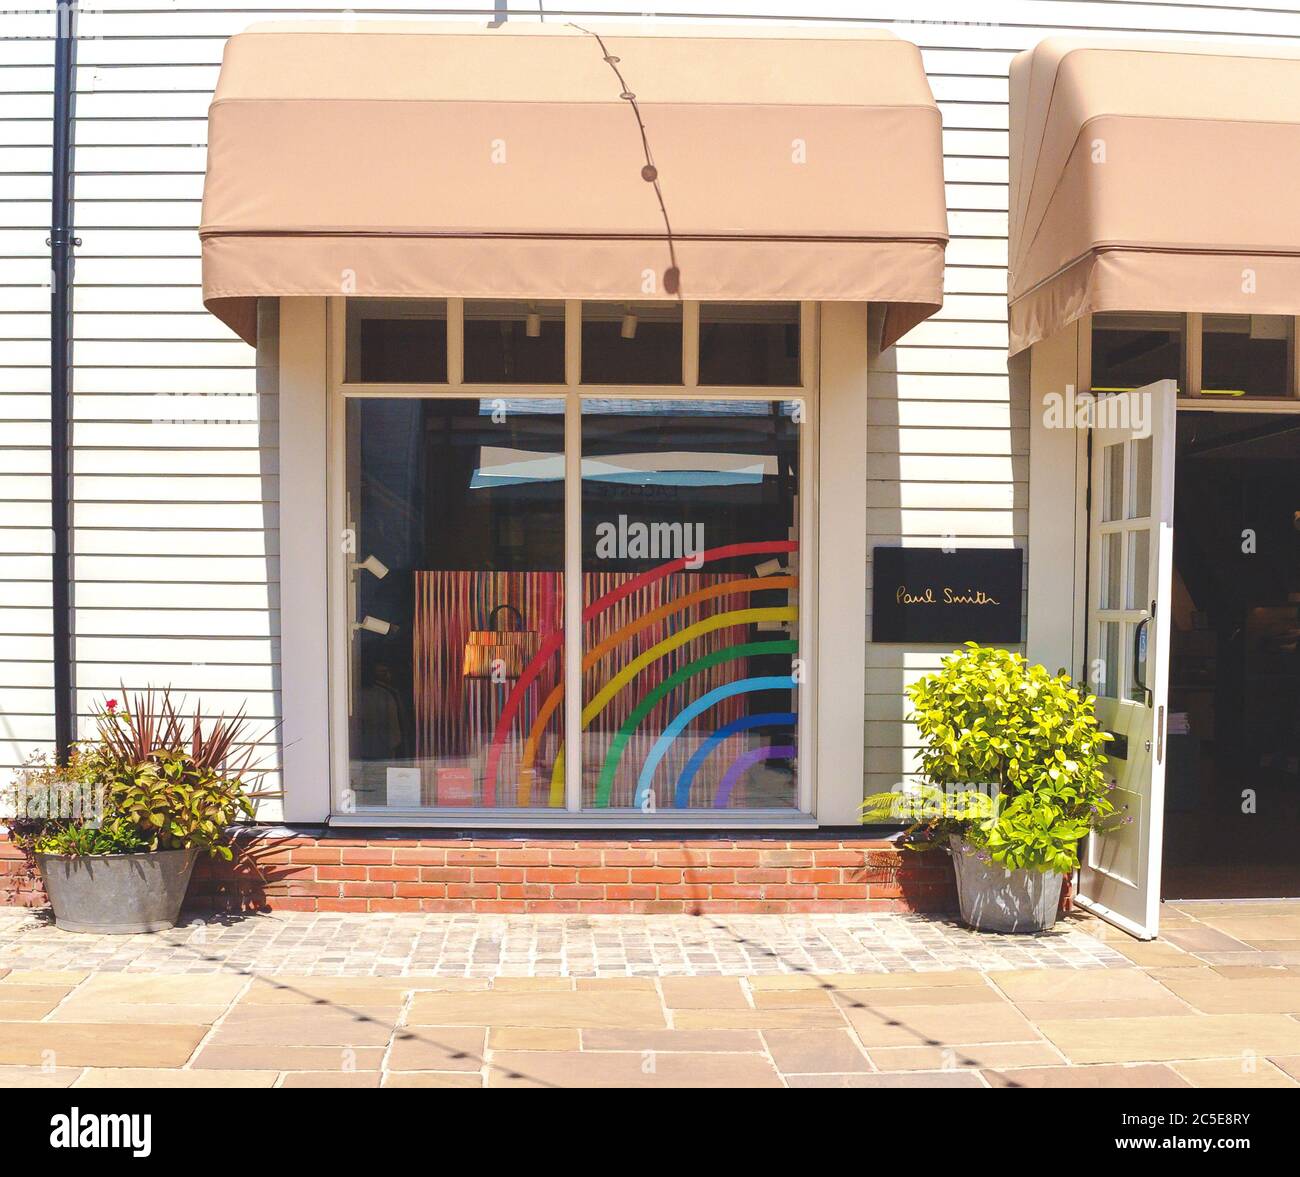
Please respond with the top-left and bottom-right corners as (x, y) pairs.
(673, 710), (797, 809)
(714, 746), (797, 809)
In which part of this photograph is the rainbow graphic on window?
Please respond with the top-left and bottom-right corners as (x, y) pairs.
(484, 541), (798, 810)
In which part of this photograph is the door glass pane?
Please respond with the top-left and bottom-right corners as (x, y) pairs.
(1101, 531), (1122, 610)
(1202, 314), (1292, 398)
(345, 299), (448, 384)
(345, 397), (564, 810)
(1097, 621), (1120, 699)
(698, 303), (800, 386)
(1128, 436), (1153, 519)
(1127, 529), (1150, 611)
(1102, 443), (1125, 522)
(464, 300), (565, 384)
(581, 302), (683, 385)
(579, 398), (802, 811)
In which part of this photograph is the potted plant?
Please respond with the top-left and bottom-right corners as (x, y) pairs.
(4, 689), (272, 934)
(863, 643), (1117, 933)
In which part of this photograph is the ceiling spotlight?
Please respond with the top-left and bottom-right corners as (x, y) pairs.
(354, 615), (392, 636)
(620, 310), (638, 340)
(524, 307), (542, 338)
(351, 554), (389, 579)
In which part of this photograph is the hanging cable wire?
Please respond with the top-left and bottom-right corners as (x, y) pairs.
(569, 23), (681, 296)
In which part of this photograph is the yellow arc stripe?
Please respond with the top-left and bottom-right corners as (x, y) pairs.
(547, 605), (797, 804)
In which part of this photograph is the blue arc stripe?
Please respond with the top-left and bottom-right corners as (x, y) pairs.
(634, 675), (796, 810)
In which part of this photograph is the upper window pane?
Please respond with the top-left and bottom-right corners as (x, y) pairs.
(346, 299), (447, 384)
(1091, 313), (1182, 393)
(699, 303), (800, 386)
(464, 300), (565, 384)
(581, 302), (682, 385)
(1202, 314), (1293, 398)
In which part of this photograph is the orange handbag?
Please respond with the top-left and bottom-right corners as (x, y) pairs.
(462, 603), (539, 680)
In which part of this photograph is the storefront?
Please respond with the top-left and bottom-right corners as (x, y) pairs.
(1013, 40), (1300, 936)
(4, 11), (1299, 927)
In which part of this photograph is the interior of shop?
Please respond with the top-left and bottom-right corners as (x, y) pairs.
(1163, 411), (1300, 898)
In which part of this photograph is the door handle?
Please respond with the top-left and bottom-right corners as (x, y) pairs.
(1133, 611), (1151, 707)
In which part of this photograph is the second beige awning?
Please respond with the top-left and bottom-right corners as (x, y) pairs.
(200, 22), (949, 348)
(1009, 38), (1300, 354)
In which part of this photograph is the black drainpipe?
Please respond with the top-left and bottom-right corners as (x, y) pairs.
(50, 1), (78, 760)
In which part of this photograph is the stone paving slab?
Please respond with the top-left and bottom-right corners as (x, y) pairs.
(0, 1066), (83, 1088)
(788, 1071), (985, 1088)
(982, 1063), (1190, 1089)
(1038, 1013), (1300, 1064)
(383, 1072), (483, 1088)
(388, 1027), (487, 1071)
(0, 901), (1294, 1087)
(407, 989), (668, 1030)
(0, 1021), (207, 1068)
(1156, 975), (1300, 1014)
(488, 1049), (786, 1089)
(75, 1068), (279, 1088)
(1170, 1058), (1300, 1088)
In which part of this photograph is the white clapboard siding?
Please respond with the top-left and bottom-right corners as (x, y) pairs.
(1, 16), (54, 767)
(4, 2), (1297, 818)
(69, 691), (282, 720)
(75, 663), (279, 692)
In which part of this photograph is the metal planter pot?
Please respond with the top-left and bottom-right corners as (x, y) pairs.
(949, 836), (1063, 934)
(36, 847), (198, 934)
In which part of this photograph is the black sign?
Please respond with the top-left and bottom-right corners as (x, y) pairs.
(872, 547), (1023, 644)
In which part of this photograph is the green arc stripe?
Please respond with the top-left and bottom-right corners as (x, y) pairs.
(594, 639), (797, 808)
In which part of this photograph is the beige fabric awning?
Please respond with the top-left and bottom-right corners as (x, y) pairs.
(1009, 38), (1300, 354)
(200, 22), (948, 348)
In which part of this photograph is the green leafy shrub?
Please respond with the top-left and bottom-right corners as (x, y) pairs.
(34, 820), (148, 857)
(862, 643), (1116, 874)
(100, 748), (261, 860)
(5, 688), (276, 860)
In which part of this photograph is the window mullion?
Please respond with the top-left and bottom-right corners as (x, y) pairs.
(564, 302), (583, 813)
(447, 298), (464, 386)
(1292, 316), (1300, 400)
(1184, 312), (1202, 398)
(683, 301), (699, 387)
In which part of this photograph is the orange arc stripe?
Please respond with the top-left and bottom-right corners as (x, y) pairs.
(515, 575), (796, 806)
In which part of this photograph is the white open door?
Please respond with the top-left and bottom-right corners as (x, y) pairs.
(1076, 380), (1177, 940)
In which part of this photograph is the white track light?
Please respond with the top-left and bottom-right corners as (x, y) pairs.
(351, 554), (389, 579)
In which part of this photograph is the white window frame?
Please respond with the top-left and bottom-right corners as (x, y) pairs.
(323, 297), (823, 828)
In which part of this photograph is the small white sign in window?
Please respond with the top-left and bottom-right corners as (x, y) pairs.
(385, 766), (422, 808)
